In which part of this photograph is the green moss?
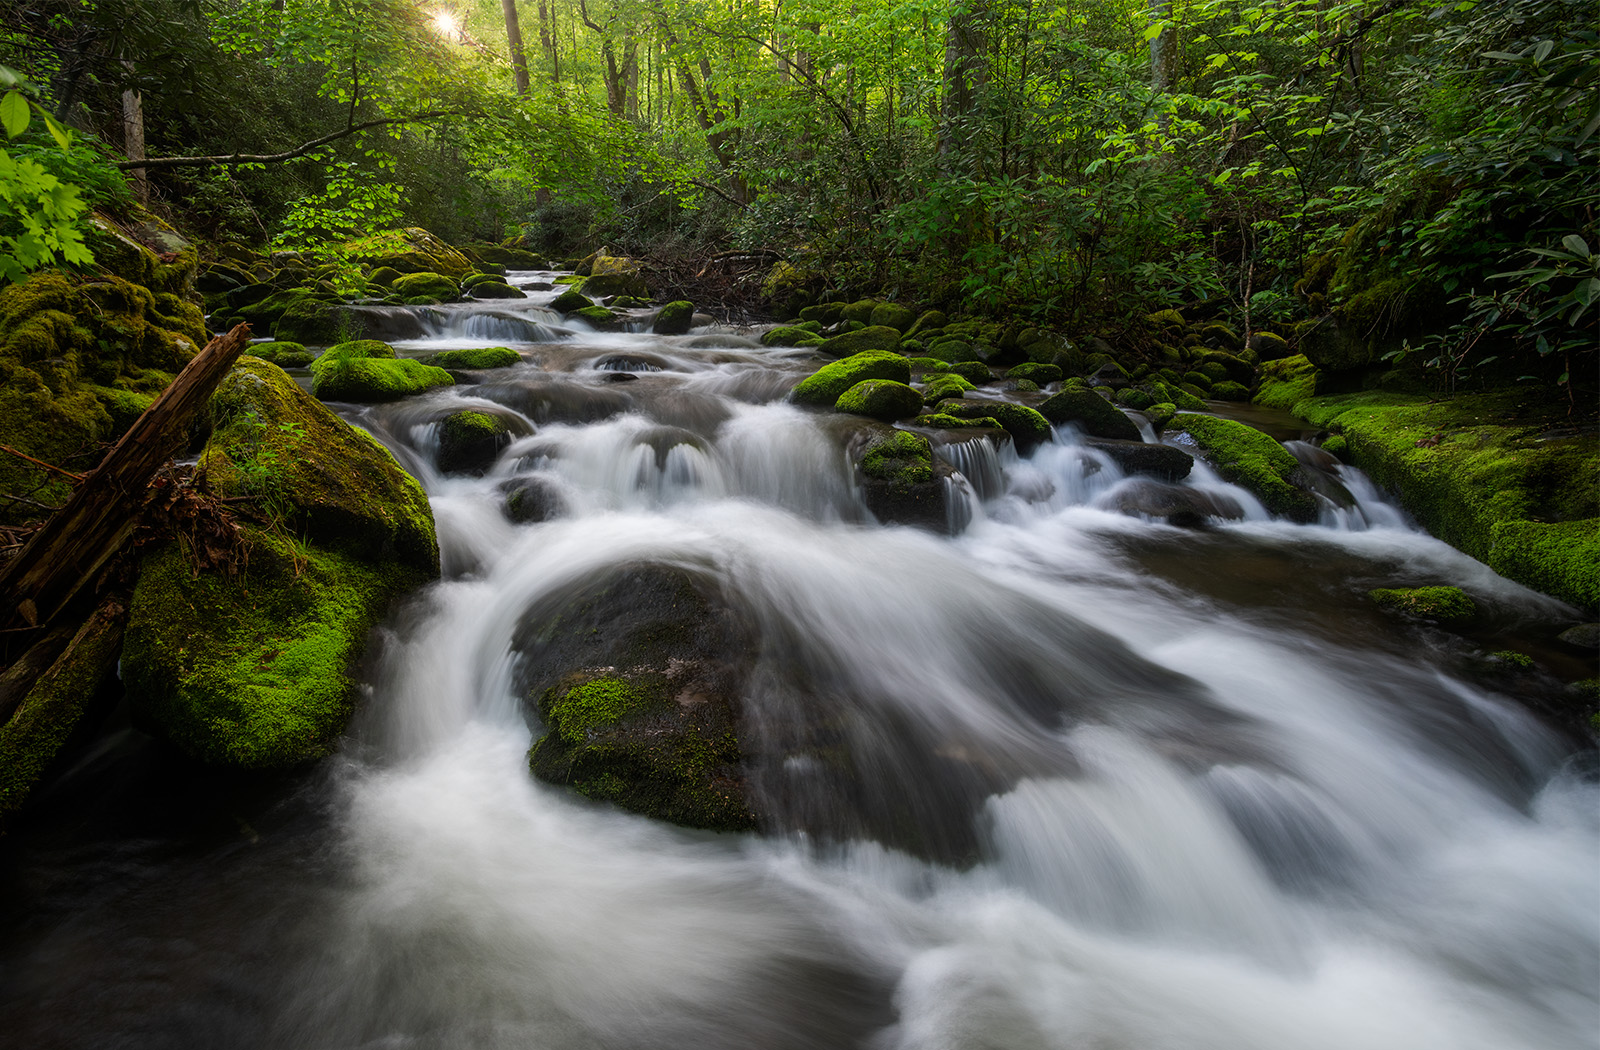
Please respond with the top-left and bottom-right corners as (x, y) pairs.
(1254, 354), (1318, 411)
(90, 384), (156, 434)
(912, 412), (1004, 430)
(791, 350), (911, 406)
(932, 400), (1053, 447)
(1368, 586), (1478, 624)
(200, 358), (438, 571)
(1322, 434), (1348, 459)
(123, 529), (426, 769)
(273, 298), (345, 345)
(311, 355), (453, 402)
(424, 346), (521, 370)
(1116, 388), (1155, 410)
(1170, 415), (1318, 521)
(1037, 388), (1142, 441)
(653, 300), (695, 336)
(905, 309), (949, 339)
(819, 325), (902, 358)
(922, 373), (976, 404)
(391, 271), (459, 301)
(869, 302), (918, 332)
(468, 281), (528, 300)
(549, 677), (639, 743)
(1210, 380), (1252, 402)
(862, 429), (934, 492)
(1146, 402), (1177, 431)
(368, 266), (402, 287)
(550, 288), (593, 312)
(1490, 650), (1536, 670)
(1289, 390), (1598, 608)
(760, 324), (826, 347)
(344, 227), (473, 279)
(461, 273), (509, 291)
(1182, 370), (1214, 390)
(575, 305), (620, 328)
(907, 357), (950, 373)
(249, 341), (315, 367)
(324, 339), (395, 361)
(1152, 380), (1207, 411)
(1487, 519), (1600, 611)
(836, 379), (923, 420)
(437, 409), (513, 475)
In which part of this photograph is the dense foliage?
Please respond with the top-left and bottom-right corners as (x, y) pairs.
(0, 0), (1592, 396)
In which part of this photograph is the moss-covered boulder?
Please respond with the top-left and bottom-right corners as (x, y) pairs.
(436, 409), (516, 475)
(1006, 362), (1062, 385)
(933, 360), (993, 384)
(0, 272), (205, 522)
(1037, 388), (1142, 441)
(791, 350), (911, 406)
(760, 324), (826, 347)
(346, 227), (473, 279)
(391, 271), (460, 301)
(856, 427), (947, 529)
(652, 300), (695, 335)
(1368, 586), (1478, 625)
(468, 281), (527, 300)
(905, 309), (950, 340)
(836, 379), (923, 421)
(550, 288), (594, 313)
(273, 298), (347, 345)
(1168, 415), (1318, 521)
(922, 373), (976, 404)
(474, 245), (544, 269)
(819, 325), (902, 358)
(1248, 331), (1293, 361)
(367, 266), (403, 287)
(84, 210), (199, 297)
(250, 340), (315, 367)
(1116, 388), (1155, 410)
(422, 346), (521, 370)
(1254, 354), (1317, 411)
(521, 564), (758, 831)
(580, 255), (648, 300)
(1209, 380), (1252, 402)
(869, 302), (918, 333)
(1292, 391), (1599, 609)
(500, 475), (567, 524)
(310, 341), (453, 403)
(122, 359), (439, 769)
(932, 399), (1053, 449)
(911, 412), (1004, 431)
(575, 305), (622, 329)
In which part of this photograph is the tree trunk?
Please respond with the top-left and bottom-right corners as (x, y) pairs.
(0, 324), (253, 633)
(502, 0), (531, 95)
(121, 61), (147, 204)
(940, 1), (987, 167)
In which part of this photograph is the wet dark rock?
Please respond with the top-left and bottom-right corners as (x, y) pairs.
(1088, 440), (1194, 482)
(518, 564), (759, 832)
(594, 352), (667, 372)
(500, 475), (568, 523)
(436, 409), (526, 476)
(478, 379), (632, 424)
(1104, 478), (1244, 526)
(1038, 389), (1142, 441)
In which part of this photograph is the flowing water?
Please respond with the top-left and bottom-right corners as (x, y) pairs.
(1, 275), (1596, 1050)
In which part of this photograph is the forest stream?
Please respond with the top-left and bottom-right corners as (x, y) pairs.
(0, 276), (1595, 1050)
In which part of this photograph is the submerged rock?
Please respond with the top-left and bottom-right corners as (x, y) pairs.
(436, 409), (520, 476)
(423, 346), (522, 370)
(500, 474), (568, 523)
(853, 427), (949, 530)
(1087, 439), (1194, 482)
(1367, 586), (1478, 626)
(521, 564), (758, 832)
(1104, 478), (1243, 527)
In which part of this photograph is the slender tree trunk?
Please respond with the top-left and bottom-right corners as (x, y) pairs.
(502, 0), (531, 94)
(121, 61), (147, 204)
(940, 0), (987, 168)
(1149, 0), (1175, 131)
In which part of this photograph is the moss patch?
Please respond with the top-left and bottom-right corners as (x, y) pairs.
(836, 379), (923, 421)
(1254, 354), (1317, 411)
(933, 399), (1053, 448)
(311, 355), (454, 403)
(862, 429), (935, 492)
(760, 325), (825, 348)
(1170, 415), (1318, 521)
(922, 373), (976, 404)
(653, 301), (695, 336)
(1368, 586), (1478, 625)
(819, 325), (902, 358)
(1037, 388), (1142, 441)
(424, 346), (521, 370)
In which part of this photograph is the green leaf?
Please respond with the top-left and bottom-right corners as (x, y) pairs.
(1561, 234), (1591, 258)
(0, 91), (28, 138)
(42, 115), (70, 150)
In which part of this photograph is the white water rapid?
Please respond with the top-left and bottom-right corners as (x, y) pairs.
(1, 275), (1594, 1050)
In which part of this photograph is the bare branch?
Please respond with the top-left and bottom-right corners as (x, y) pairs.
(115, 110), (469, 171)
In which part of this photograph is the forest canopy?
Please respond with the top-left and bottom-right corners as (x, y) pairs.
(2, 0), (1595, 391)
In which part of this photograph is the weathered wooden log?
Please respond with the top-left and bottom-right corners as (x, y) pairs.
(0, 322), (252, 631)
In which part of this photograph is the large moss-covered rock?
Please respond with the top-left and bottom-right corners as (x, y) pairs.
(1037, 388), (1142, 441)
(652, 300), (695, 335)
(473, 245), (544, 268)
(0, 272), (204, 522)
(1168, 415), (1318, 521)
(869, 302), (918, 333)
(436, 409), (516, 475)
(791, 350), (911, 406)
(310, 341), (453, 402)
(521, 565), (758, 832)
(468, 281), (527, 300)
(84, 210), (199, 296)
(391, 271), (460, 301)
(346, 227), (473, 279)
(922, 374), (976, 404)
(819, 325), (902, 358)
(836, 379), (923, 421)
(1292, 390), (1599, 609)
(123, 358), (439, 769)
(1254, 354), (1318, 411)
(550, 288), (594, 313)
(273, 298), (347, 345)
(250, 340), (315, 367)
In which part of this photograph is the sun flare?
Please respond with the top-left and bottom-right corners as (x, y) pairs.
(429, 9), (460, 38)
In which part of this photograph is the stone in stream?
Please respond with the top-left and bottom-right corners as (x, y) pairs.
(1367, 586), (1478, 626)
(310, 338), (454, 403)
(1086, 439), (1194, 482)
(817, 325), (902, 358)
(1166, 415), (1319, 522)
(835, 379), (923, 421)
(549, 288), (593, 313)
(436, 409), (525, 476)
(850, 426), (953, 531)
(790, 350), (911, 406)
(930, 398), (1053, 450)
(1104, 477), (1243, 527)
(520, 564), (760, 832)
(1037, 388), (1143, 441)
(478, 378), (632, 425)
(499, 475), (568, 523)
(651, 300), (695, 335)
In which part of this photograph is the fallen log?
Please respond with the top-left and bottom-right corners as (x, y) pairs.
(0, 323), (252, 632)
